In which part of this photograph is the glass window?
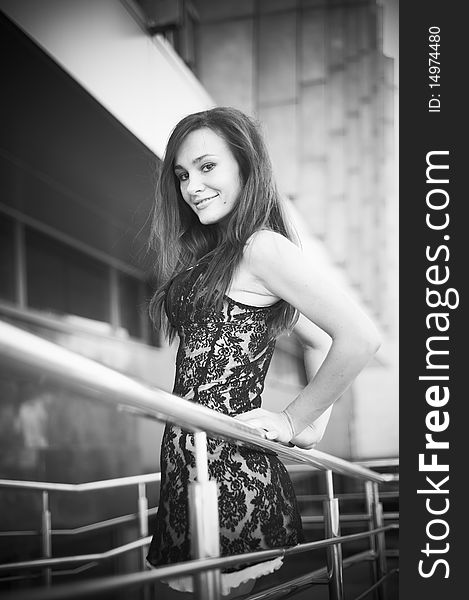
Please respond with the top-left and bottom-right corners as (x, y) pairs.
(0, 213), (16, 302)
(145, 281), (160, 347)
(118, 272), (142, 339)
(25, 228), (110, 323)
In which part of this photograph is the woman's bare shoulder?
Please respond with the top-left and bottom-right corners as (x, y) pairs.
(244, 229), (294, 260)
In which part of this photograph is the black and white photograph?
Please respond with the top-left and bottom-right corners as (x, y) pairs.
(2, 1), (460, 600)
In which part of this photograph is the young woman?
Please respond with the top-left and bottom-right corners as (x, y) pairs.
(146, 107), (381, 597)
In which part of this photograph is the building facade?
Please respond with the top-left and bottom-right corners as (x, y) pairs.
(0, 1), (398, 572)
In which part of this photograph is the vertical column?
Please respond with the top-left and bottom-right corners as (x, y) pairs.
(138, 482), (150, 600)
(257, 7), (298, 199)
(365, 480), (388, 600)
(139, 281), (151, 344)
(109, 266), (120, 335)
(372, 482), (388, 599)
(325, 5), (347, 265)
(365, 480), (379, 600)
(344, 3), (363, 287)
(381, 54), (397, 334)
(323, 470), (344, 600)
(189, 431), (221, 600)
(41, 490), (52, 586)
(298, 5), (328, 238)
(14, 220), (27, 309)
(354, 2), (375, 309)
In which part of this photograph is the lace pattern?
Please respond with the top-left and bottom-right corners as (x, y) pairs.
(146, 263), (304, 575)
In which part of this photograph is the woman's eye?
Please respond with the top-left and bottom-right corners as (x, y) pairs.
(201, 162), (215, 172)
(176, 172), (188, 182)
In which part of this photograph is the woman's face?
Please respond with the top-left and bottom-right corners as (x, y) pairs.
(174, 127), (243, 227)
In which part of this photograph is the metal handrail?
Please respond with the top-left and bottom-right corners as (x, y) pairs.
(286, 459), (399, 473)
(0, 537), (152, 573)
(354, 458), (399, 469)
(0, 525), (398, 600)
(302, 513), (399, 524)
(0, 524), (398, 576)
(354, 570), (399, 600)
(296, 491), (399, 501)
(247, 551), (378, 600)
(0, 472), (160, 493)
(0, 509), (159, 538)
(0, 320), (389, 483)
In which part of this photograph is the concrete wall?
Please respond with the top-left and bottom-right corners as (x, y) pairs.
(194, 0), (396, 329)
(193, 0), (398, 459)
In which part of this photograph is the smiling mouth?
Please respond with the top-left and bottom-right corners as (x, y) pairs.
(194, 194), (218, 209)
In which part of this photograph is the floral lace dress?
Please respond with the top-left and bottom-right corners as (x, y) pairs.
(146, 263), (304, 594)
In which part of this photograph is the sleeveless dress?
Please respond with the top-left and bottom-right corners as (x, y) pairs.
(146, 262), (304, 594)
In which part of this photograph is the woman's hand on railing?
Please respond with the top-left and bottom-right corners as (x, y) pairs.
(290, 405), (333, 449)
(235, 405), (334, 450)
(234, 408), (293, 444)
(290, 425), (323, 449)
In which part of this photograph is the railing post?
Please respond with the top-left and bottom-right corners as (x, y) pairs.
(323, 470), (344, 600)
(189, 431), (221, 600)
(372, 482), (388, 600)
(41, 491), (52, 586)
(137, 482), (150, 600)
(365, 481), (388, 600)
(365, 480), (379, 600)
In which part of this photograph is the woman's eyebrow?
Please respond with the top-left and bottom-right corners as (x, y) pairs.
(174, 154), (217, 170)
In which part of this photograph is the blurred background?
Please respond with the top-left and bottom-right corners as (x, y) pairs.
(0, 0), (398, 595)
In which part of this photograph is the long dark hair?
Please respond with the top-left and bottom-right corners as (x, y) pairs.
(148, 106), (299, 341)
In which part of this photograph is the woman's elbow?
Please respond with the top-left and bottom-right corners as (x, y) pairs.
(341, 321), (381, 362)
(359, 325), (382, 359)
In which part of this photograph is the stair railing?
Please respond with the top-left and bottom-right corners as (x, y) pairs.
(0, 320), (398, 600)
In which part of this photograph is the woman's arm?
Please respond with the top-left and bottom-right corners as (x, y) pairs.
(235, 230), (381, 448)
(288, 314), (333, 448)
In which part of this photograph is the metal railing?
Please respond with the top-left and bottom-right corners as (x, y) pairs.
(0, 320), (399, 600)
(0, 466), (399, 584)
(0, 473), (162, 586)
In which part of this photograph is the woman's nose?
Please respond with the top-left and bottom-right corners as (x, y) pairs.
(186, 173), (205, 195)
